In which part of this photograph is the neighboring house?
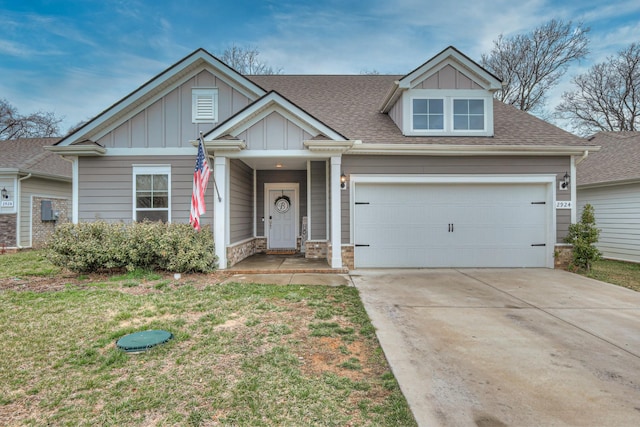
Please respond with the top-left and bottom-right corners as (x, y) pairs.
(48, 46), (597, 269)
(0, 137), (72, 249)
(577, 132), (640, 263)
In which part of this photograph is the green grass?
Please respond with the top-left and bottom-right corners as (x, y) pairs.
(582, 258), (640, 292)
(0, 252), (416, 426)
(0, 250), (61, 279)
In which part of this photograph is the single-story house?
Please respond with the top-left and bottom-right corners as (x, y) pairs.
(48, 46), (598, 269)
(577, 131), (640, 263)
(0, 137), (71, 249)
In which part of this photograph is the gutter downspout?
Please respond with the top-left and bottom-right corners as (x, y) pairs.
(16, 173), (32, 248)
(571, 150), (589, 223)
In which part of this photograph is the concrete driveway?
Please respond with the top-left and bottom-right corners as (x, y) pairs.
(352, 269), (640, 427)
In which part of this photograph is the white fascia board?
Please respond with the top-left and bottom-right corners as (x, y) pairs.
(222, 149), (333, 160)
(206, 92), (346, 142)
(401, 48), (502, 91)
(304, 140), (355, 153)
(347, 144), (598, 156)
(45, 145), (106, 156)
(95, 147), (195, 156)
(59, 50), (266, 146)
(379, 81), (402, 113)
(577, 178), (640, 190)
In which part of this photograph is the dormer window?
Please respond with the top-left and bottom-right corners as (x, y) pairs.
(407, 90), (492, 136)
(412, 99), (444, 130)
(453, 99), (484, 130)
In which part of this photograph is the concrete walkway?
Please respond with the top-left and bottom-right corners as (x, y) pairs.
(352, 269), (640, 427)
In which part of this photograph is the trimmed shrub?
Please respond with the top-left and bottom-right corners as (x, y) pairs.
(47, 221), (216, 273)
(565, 204), (601, 272)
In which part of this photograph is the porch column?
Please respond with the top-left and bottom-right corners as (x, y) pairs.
(213, 156), (229, 269)
(330, 156), (343, 268)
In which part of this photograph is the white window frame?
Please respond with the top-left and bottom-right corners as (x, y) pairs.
(192, 88), (219, 123)
(132, 165), (171, 222)
(405, 89), (493, 136)
(411, 98), (445, 132)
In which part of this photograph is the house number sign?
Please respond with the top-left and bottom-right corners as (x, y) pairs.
(555, 201), (572, 209)
(275, 195), (291, 213)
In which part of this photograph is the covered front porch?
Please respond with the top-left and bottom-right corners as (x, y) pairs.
(209, 151), (351, 271)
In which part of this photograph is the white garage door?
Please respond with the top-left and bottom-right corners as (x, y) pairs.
(353, 182), (551, 268)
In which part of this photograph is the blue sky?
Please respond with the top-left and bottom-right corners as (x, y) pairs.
(1, 0), (639, 133)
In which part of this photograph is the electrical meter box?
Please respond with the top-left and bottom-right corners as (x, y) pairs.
(41, 200), (58, 221)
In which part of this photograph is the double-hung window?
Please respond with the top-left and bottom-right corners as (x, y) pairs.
(133, 166), (170, 222)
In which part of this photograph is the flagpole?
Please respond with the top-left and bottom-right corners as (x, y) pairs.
(200, 132), (222, 202)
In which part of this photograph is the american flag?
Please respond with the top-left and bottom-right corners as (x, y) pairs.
(189, 137), (211, 231)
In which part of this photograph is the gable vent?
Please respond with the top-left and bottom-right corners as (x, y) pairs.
(192, 88), (218, 123)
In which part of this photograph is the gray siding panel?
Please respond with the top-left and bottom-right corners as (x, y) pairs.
(78, 156), (211, 226)
(310, 161), (327, 239)
(578, 183), (640, 263)
(341, 155), (571, 244)
(239, 112), (312, 151)
(256, 170), (307, 236)
(230, 160), (253, 243)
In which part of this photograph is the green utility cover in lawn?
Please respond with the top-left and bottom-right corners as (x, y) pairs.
(116, 330), (173, 353)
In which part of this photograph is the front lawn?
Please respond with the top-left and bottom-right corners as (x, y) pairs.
(0, 251), (416, 426)
(582, 258), (640, 292)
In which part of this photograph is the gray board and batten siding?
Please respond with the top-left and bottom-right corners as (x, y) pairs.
(340, 155), (572, 245)
(95, 70), (252, 150)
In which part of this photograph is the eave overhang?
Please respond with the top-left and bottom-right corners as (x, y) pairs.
(347, 143), (600, 157)
(45, 145), (107, 156)
(304, 140), (356, 154)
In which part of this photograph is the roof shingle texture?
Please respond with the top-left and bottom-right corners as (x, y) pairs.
(249, 74), (589, 147)
(577, 132), (640, 186)
(0, 137), (70, 178)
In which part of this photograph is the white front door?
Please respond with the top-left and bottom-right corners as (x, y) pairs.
(267, 186), (298, 249)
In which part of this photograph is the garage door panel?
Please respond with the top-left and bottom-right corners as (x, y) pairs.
(354, 182), (550, 268)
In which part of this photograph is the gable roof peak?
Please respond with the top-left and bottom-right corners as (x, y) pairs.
(380, 45), (503, 113)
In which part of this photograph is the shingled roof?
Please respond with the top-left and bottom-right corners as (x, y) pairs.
(249, 74), (591, 147)
(0, 137), (70, 179)
(577, 132), (640, 187)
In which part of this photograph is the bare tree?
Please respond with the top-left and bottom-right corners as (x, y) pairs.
(220, 44), (282, 75)
(481, 19), (590, 113)
(556, 43), (640, 135)
(0, 99), (62, 140)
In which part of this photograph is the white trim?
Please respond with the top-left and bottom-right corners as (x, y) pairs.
(253, 169), (257, 238)
(570, 156), (577, 224)
(58, 51), (266, 145)
(99, 147), (197, 156)
(306, 160), (311, 242)
(350, 174), (557, 268)
(205, 92), (346, 142)
(132, 165), (172, 222)
(330, 156), (342, 268)
(405, 89), (493, 136)
(264, 182), (299, 249)
(213, 156), (228, 269)
(71, 157), (79, 223)
(325, 160), (330, 240)
(347, 143), (598, 157)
